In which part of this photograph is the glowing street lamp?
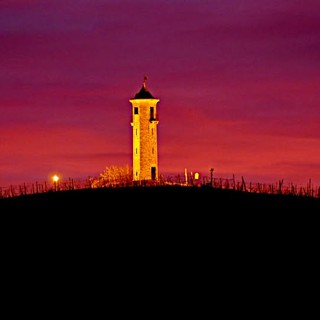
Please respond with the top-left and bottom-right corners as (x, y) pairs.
(53, 175), (59, 191)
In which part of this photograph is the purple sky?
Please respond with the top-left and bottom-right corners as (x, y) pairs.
(1, 0), (320, 188)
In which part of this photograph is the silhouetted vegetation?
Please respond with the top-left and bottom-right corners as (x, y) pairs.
(0, 184), (319, 211)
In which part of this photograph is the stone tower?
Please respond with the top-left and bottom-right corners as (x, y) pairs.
(129, 77), (160, 181)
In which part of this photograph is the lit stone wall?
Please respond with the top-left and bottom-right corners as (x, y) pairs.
(130, 98), (159, 181)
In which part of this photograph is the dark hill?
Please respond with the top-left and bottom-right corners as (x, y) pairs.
(1, 185), (319, 211)
(1, 186), (318, 257)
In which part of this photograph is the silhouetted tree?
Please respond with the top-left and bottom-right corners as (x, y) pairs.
(91, 165), (133, 188)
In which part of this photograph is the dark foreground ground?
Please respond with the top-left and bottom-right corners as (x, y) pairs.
(1, 185), (319, 212)
(1, 185), (318, 267)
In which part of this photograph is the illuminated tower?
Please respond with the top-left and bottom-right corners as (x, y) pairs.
(129, 77), (160, 181)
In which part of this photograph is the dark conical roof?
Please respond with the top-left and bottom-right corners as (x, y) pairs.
(133, 76), (156, 99)
(134, 85), (154, 99)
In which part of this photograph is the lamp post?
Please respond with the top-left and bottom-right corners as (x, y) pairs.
(53, 175), (59, 191)
(210, 168), (214, 187)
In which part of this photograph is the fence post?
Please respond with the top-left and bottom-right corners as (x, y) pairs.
(241, 177), (246, 192)
(210, 168), (214, 187)
(10, 185), (15, 197)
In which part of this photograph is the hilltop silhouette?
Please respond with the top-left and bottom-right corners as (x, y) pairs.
(1, 185), (319, 211)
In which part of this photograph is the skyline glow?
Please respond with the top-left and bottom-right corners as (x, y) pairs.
(1, 0), (320, 187)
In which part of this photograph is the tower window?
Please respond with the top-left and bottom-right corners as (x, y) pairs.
(134, 107), (138, 115)
(150, 107), (155, 120)
(152, 147), (154, 154)
(136, 148), (138, 154)
(136, 129), (137, 135)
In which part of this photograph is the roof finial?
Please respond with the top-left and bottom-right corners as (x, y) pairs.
(143, 75), (148, 89)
